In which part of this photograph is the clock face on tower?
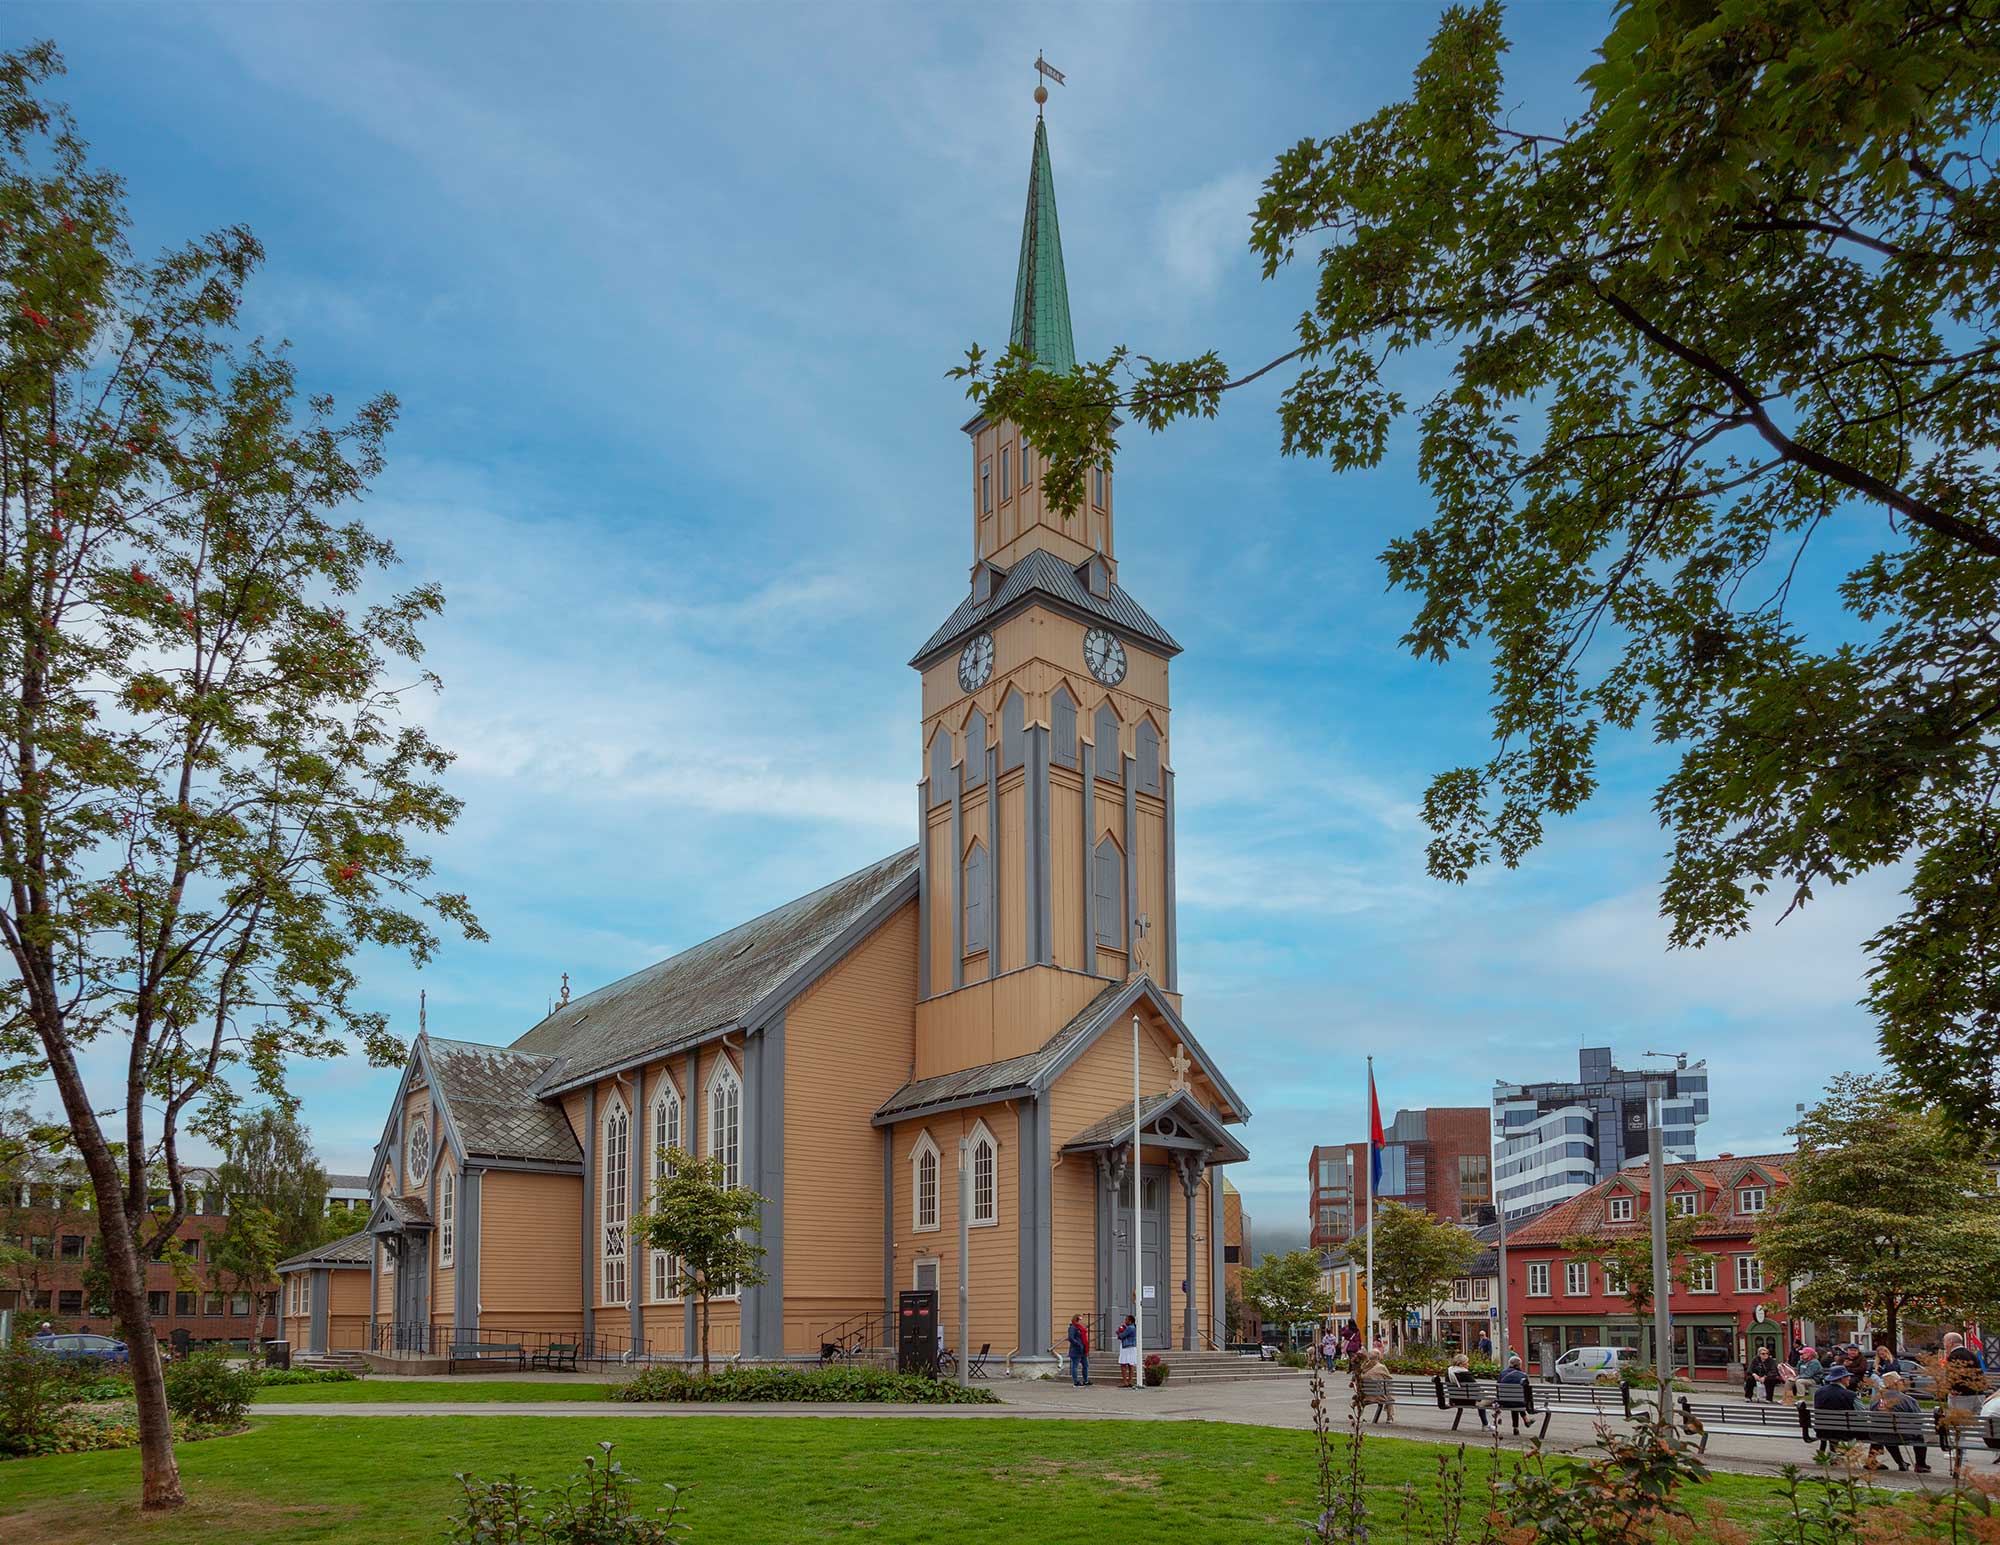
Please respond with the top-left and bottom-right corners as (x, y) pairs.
(958, 632), (995, 693)
(1084, 627), (1127, 686)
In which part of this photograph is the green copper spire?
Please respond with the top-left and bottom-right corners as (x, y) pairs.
(1009, 116), (1076, 374)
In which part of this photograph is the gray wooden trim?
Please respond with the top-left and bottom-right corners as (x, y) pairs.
(870, 1083), (1037, 1129)
(1016, 1099), (1037, 1352)
(456, 1168), (481, 1332)
(581, 1084), (596, 1341)
(367, 1224), (379, 1345)
(365, 1050), (418, 1195)
(950, 781), (964, 990)
(917, 784), (931, 999)
(1027, 725), (1051, 964)
(460, 1155), (582, 1174)
(1163, 768), (1177, 992)
(683, 1048), (698, 1356)
(1123, 755), (1137, 959)
(1079, 740), (1095, 971)
(309, 1269), (329, 1353)
(427, 1116), (439, 1326)
(1180, 1158), (1202, 1351)
(985, 743), (999, 978)
(1094, 1154), (1116, 1327)
(881, 1128), (895, 1323)
(414, 1040), (470, 1171)
(1209, 1172), (1225, 1348)
(739, 1038), (759, 1355)
(757, 1015), (786, 1355)
(629, 1072), (645, 1351)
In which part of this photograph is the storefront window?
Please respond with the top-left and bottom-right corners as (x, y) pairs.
(1691, 1325), (1733, 1367)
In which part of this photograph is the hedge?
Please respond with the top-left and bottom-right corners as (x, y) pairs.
(612, 1366), (1000, 1405)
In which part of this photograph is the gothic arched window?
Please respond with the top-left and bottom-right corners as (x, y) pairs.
(1051, 685), (1078, 768)
(707, 1060), (741, 1192)
(649, 1078), (682, 1302)
(969, 1122), (998, 1227)
(1094, 836), (1124, 947)
(1000, 688), (1025, 771)
(1094, 703), (1121, 782)
(912, 1132), (940, 1232)
(963, 840), (989, 955)
(601, 1094), (630, 1307)
(963, 709), (988, 789)
(1136, 718), (1162, 794)
(928, 730), (953, 806)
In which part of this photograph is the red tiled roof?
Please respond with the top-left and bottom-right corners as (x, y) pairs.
(1508, 1151), (1796, 1247)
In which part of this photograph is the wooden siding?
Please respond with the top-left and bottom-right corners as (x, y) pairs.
(478, 1169), (583, 1333)
(913, 968), (1107, 1079)
(783, 901), (919, 1355)
(888, 1104), (1022, 1358)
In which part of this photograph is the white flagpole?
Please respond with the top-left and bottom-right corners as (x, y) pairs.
(1132, 1013), (1144, 1390)
(1364, 1056), (1375, 1349)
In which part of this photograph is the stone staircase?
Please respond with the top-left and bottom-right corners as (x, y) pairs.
(1146, 1349), (1311, 1386)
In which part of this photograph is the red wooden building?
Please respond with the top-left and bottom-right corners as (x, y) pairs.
(1504, 1152), (1793, 1381)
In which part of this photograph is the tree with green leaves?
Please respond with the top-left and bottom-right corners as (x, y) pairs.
(1561, 1213), (1711, 1366)
(1355, 1202), (1483, 1348)
(212, 1106), (330, 1268)
(0, 45), (477, 1508)
(961, 0), (2000, 1136)
(1241, 1248), (1333, 1340)
(631, 1147), (767, 1376)
(207, 1205), (279, 1350)
(1756, 1073), (2000, 1349)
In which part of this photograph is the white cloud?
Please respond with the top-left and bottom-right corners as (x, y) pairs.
(1153, 170), (1263, 297)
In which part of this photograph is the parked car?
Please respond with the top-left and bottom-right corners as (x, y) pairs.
(1981, 1388), (2000, 1451)
(1552, 1346), (1638, 1384)
(30, 1332), (129, 1365)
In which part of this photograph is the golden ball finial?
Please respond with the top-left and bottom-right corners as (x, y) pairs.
(1034, 84), (1048, 106)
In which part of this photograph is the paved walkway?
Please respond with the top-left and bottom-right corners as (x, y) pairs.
(253, 1368), (1985, 1493)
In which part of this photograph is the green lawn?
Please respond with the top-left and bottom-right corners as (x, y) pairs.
(0, 1415), (1810, 1545)
(252, 1378), (620, 1403)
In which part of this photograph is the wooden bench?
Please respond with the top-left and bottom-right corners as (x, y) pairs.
(1383, 1375), (1547, 1439)
(531, 1342), (578, 1372)
(1353, 1375), (1430, 1422)
(449, 1340), (526, 1373)
(1675, 1394), (1813, 1452)
(1808, 1407), (1935, 1455)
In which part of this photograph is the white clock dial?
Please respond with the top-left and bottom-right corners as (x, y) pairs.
(1084, 627), (1127, 686)
(957, 632), (995, 693)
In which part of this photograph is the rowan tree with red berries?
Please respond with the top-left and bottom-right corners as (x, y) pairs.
(0, 42), (480, 1508)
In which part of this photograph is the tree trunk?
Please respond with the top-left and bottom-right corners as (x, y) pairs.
(699, 1293), (711, 1376)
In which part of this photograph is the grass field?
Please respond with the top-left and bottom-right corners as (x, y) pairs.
(0, 1414), (1812, 1545)
(252, 1378), (621, 1402)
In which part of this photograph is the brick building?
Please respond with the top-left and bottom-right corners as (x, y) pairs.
(1222, 1178), (1260, 1343)
(1308, 1106), (1492, 1251)
(1503, 1152), (1793, 1381)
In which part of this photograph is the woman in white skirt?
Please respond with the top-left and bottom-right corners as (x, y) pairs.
(1116, 1314), (1139, 1387)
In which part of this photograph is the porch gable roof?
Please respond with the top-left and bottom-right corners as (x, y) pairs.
(1059, 1087), (1249, 1164)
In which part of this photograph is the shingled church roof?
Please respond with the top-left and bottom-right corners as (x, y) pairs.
(425, 1036), (578, 1165)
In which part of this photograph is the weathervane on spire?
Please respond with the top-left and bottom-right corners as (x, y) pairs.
(1034, 52), (1065, 116)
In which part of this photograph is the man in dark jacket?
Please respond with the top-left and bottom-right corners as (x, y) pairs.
(1066, 1315), (1091, 1387)
(1812, 1365), (1857, 1454)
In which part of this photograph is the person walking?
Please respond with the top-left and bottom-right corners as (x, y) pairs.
(1476, 1330), (1492, 1359)
(1067, 1315), (1091, 1387)
(1873, 1373), (1929, 1473)
(1746, 1347), (1781, 1402)
(1115, 1315), (1138, 1388)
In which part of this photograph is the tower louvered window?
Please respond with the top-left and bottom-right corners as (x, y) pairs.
(602, 1096), (629, 1307)
(1094, 836), (1124, 946)
(963, 841), (989, 954)
(1094, 703), (1120, 780)
(1051, 686), (1077, 767)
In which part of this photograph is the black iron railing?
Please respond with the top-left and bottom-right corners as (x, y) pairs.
(369, 1322), (654, 1363)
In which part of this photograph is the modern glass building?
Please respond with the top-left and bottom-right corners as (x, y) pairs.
(1491, 1047), (1709, 1221)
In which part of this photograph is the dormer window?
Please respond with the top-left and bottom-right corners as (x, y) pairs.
(1607, 1195), (1633, 1223)
(1736, 1186), (1766, 1215)
(1669, 1189), (1699, 1217)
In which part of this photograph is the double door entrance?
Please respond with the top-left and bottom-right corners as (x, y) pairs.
(1109, 1166), (1169, 1347)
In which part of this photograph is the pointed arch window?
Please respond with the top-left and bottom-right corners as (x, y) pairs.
(601, 1094), (630, 1306)
(1094, 703), (1121, 781)
(650, 1078), (683, 1301)
(928, 729), (953, 806)
(1094, 836), (1124, 947)
(969, 1122), (998, 1227)
(912, 1132), (941, 1233)
(439, 1168), (455, 1269)
(963, 709), (988, 789)
(708, 1059), (742, 1191)
(1051, 685), (1078, 768)
(963, 840), (990, 955)
(1000, 688), (1025, 771)
(1136, 718), (1161, 794)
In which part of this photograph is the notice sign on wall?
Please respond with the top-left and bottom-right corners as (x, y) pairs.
(1142, 1286), (1156, 1301)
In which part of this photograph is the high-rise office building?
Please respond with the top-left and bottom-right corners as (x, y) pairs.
(1492, 1047), (1709, 1221)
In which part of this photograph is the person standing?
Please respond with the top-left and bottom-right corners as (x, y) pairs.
(1067, 1315), (1091, 1388)
(1115, 1315), (1138, 1388)
(1476, 1329), (1492, 1359)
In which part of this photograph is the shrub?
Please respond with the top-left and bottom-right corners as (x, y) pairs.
(449, 1441), (689, 1543)
(0, 1328), (91, 1457)
(612, 1365), (999, 1405)
(254, 1367), (359, 1387)
(72, 1372), (135, 1403)
(1142, 1354), (1169, 1387)
(162, 1348), (256, 1426)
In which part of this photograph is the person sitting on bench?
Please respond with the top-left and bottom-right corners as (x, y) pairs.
(1813, 1364), (1858, 1453)
(1495, 1354), (1530, 1434)
(1354, 1357), (1395, 1422)
(1873, 1373), (1930, 1473)
(1447, 1352), (1487, 1428)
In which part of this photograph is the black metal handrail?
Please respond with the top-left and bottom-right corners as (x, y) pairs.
(369, 1322), (654, 1362)
(814, 1309), (885, 1361)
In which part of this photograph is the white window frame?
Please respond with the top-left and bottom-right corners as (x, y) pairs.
(968, 1121), (998, 1228)
(1564, 1260), (1589, 1297)
(1526, 1261), (1550, 1297)
(1602, 1260), (1625, 1296)
(1735, 1254), (1764, 1293)
(1736, 1186), (1767, 1216)
(439, 1167), (455, 1269)
(1669, 1189), (1699, 1217)
(1685, 1258), (1717, 1294)
(649, 1076), (683, 1303)
(912, 1131), (941, 1233)
(601, 1092), (630, 1308)
(707, 1058), (742, 1192)
(913, 1257), (940, 1294)
(1608, 1195), (1634, 1223)
(1473, 1277), (1490, 1302)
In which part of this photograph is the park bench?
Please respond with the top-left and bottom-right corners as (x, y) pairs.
(1537, 1382), (1636, 1422)
(1674, 1394), (1812, 1452)
(1806, 1407), (1935, 1456)
(1939, 1409), (2000, 1476)
(1374, 1375), (1548, 1439)
(1354, 1374), (1432, 1423)
(450, 1340), (526, 1373)
(531, 1342), (579, 1372)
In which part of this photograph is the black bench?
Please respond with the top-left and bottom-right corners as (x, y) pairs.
(1807, 1407), (1935, 1455)
(1675, 1394), (1811, 1451)
(1538, 1382), (1636, 1421)
(531, 1342), (579, 1372)
(450, 1340), (526, 1373)
(1409, 1375), (1548, 1439)
(1354, 1375), (1435, 1422)
(1939, 1410), (2000, 1476)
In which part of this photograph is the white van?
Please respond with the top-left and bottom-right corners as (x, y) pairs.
(1552, 1346), (1638, 1384)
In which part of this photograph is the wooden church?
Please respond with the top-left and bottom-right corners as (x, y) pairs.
(281, 99), (1252, 1373)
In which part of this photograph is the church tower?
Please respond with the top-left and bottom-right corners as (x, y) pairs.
(909, 103), (1180, 1083)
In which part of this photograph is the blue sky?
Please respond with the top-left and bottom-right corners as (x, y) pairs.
(24, 2), (1899, 1241)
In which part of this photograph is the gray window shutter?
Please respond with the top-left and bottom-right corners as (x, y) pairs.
(1001, 690), (1025, 771)
(1093, 838), (1122, 946)
(929, 732), (953, 805)
(1136, 719), (1161, 794)
(1094, 704), (1120, 782)
(1051, 687), (1078, 768)
(963, 710), (988, 790)
(964, 843), (989, 953)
